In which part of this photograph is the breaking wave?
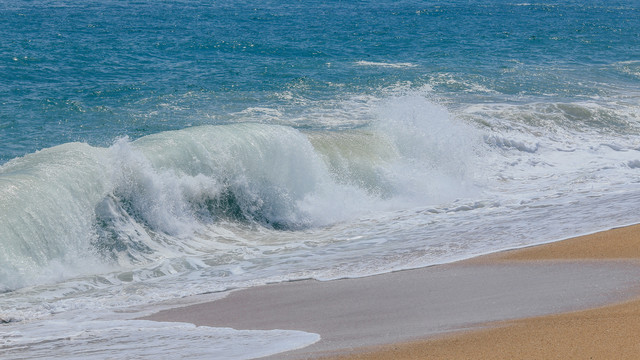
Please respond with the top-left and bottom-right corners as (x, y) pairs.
(0, 96), (480, 291)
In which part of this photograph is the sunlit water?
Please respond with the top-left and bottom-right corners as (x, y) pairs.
(2, 1), (640, 358)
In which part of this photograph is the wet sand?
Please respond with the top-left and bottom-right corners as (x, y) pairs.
(142, 225), (640, 359)
(325, 224), (640, 360)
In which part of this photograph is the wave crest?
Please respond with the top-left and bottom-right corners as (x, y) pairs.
(0, 97), (480, 291)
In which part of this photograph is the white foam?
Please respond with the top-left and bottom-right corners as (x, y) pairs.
(355, 60), (417, 68)
(4, 87), (640, 360)
(0, 318), (319, 360)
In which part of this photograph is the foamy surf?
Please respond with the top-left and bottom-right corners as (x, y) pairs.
(2, 1), (640, 358)
(0, 317), (319, 360)
(0, 97), (480, 292)
(355, 61), (418, 68)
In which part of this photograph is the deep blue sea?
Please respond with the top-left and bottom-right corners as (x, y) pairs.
(2, 0), (640, 358)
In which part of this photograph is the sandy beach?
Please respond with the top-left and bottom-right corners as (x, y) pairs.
(143, 224), (640, 359)
(324, 225), (640, 359)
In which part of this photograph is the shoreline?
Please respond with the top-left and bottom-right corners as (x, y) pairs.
(322, 224), (640, 359)
(326, 297), (640, 360)
(142, 224), (640, 359)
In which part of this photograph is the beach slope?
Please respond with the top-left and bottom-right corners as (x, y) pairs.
(326, 224), (640, 359)
(143, 225), (640, 359)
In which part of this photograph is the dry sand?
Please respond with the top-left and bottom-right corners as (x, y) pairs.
(326, 224), (640, 360)
(143, 224), (640, 359)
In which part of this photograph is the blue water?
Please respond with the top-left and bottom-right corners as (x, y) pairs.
(3, 0), (639, 163)
(2, 1), (640, 358)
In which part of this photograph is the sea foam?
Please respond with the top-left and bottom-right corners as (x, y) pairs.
(0, 98), (480, 292)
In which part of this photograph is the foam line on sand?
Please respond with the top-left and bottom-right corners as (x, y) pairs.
(142, 225), (640, 359)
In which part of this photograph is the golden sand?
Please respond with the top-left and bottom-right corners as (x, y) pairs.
(324, 224), (640, 360)
(484, 224), (640, 262)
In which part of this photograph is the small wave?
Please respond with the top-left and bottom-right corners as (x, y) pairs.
(355, 61), (417, 69)
(484, 135), (539, 153)
(429, 73), (499, 94)
(0, 319), (319, 360)
(0, 92), (482, 291)
(611, 60), (640, 79)
(600, 143), (629, 152)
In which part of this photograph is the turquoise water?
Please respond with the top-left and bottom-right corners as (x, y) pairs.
(3, 0), (639, 163)
(2, 1), (640, 358)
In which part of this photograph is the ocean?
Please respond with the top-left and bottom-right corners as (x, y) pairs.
(1, 0), (640, 358)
